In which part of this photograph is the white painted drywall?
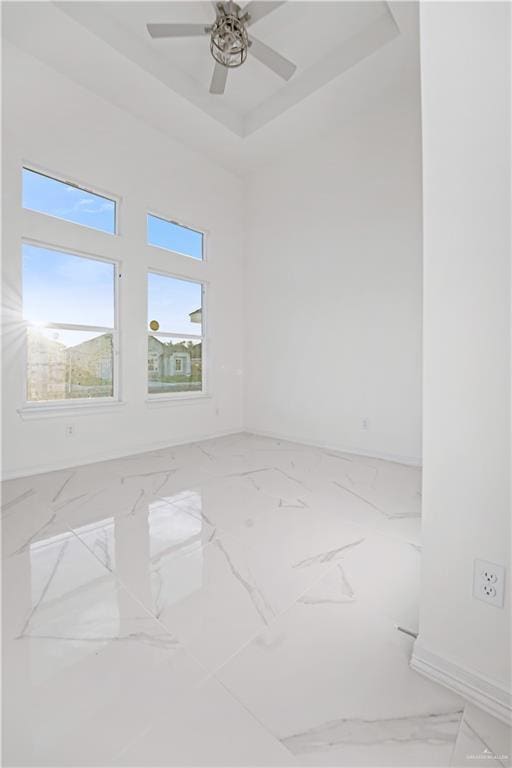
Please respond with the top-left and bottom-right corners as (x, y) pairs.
(1, 44), (244, 478)
(243, 78), (423, 464)
(416, 0), (511, 696)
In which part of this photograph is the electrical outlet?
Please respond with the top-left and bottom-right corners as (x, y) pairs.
(65, 424), (76, 438)
(473, 559), (505, 607)
(362, 418), (369, 430)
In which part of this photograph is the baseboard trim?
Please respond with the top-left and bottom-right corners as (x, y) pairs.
(1, 428), (244, 480)
(2, 425), (422, 479)
(411, 642), (512, 726)
(243, 427), (422, 467)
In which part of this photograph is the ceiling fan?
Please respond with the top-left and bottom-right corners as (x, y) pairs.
(146, 1), (297, 95)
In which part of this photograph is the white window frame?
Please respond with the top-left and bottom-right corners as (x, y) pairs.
(22, 163), (120, 236)
(146, 209), (208, 262)
(146, 268), (207, 401)
(21, 239), (121, 410)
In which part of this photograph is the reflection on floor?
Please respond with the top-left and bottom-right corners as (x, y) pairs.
(2, 432), (509, 766)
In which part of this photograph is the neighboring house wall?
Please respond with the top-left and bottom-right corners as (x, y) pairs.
(26, 332), (113, 400)
(162, 353), (191, 377)
(26, 332), (66, 401)
(148, 336), (165, 381)
(147, 336), (192, 379)
(67, 334), (113, 382)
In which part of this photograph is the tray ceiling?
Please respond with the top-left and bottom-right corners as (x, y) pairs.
(3, 2), (419, 174)
(55, 1), (399, 137)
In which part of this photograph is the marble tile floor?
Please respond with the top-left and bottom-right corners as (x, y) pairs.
(1, 432), (509, 767)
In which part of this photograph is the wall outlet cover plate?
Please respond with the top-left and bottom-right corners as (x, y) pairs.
(473, 558), (506, 608)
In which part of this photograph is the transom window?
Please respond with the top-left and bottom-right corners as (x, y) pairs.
(22, 168), (117, 234)
(23, 244), (117, 403)
(147, 272), (204, 396)
(147, 213), (203, 261)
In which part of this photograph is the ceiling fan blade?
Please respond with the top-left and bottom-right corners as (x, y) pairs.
(147, 23), (210, 38)
(248, 36), (296, 80)
(210, 62), (228, 94)
(243, 1), (285, 26)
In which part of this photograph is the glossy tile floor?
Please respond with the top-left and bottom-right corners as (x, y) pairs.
(2, 432), (505, 767)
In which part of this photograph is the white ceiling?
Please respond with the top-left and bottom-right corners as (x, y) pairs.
(2, 1), (420, 175)
(55, 1), (397, 137)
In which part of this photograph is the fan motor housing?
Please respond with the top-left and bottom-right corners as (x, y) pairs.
(210, 10), (249, 68)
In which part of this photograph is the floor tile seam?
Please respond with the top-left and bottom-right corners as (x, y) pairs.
(110, 670), (300, 768)
(59, 527), (208, 682)
(110, 716), (163, 765)
(204, 535), (423, 690)
(457, 709), (509, 768)
(448, 704), (473, 768)
(201, 554), (359, 686)
(213, 673), (302, 766)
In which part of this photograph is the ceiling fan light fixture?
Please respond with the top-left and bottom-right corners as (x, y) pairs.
(210, 12), (249, 68)
(146, 2), (296, 95)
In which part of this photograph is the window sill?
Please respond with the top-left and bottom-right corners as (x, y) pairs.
(146, 393), (211, 407)
(18, 401), (127, 420)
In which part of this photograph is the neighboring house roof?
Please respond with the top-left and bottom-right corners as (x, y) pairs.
(148, 335), (166, 349)
(67, 333), (111, 353)
(189, 308), (202, 323)
(149, 335), (193, 358)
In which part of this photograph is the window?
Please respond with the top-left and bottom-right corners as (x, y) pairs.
(147, 272), (204, 395)
(23, 244), (117, 403)
(147, 214), (203, 260)
(22, 168), (116, 234)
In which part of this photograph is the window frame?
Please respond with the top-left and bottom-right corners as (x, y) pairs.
(146, 209), (207, 262)
(146, 267), (208, 401)
(21, 238), (121, 409)
(22, 163), (120, 236)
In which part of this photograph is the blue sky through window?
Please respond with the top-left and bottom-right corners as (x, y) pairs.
(22, 168), (116, 234)
(148, 272), (202, 335)
(147, 214), (203, 260)
(23, 244), (115, 330)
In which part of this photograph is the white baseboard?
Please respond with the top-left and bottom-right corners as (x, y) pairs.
(1, 428), (244, 480)
(411, 642), (512, 726)
(2, 425), (421, 480)
(244, 427), (422, 467)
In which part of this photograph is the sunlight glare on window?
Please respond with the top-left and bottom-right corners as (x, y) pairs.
(22, 244), (116, 403)
(23, 244), (115, 328)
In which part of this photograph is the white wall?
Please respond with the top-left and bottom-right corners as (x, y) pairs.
(414, 1), (511, 716)
(2, 44), (244, 478)
(243, 85), (423, 464)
